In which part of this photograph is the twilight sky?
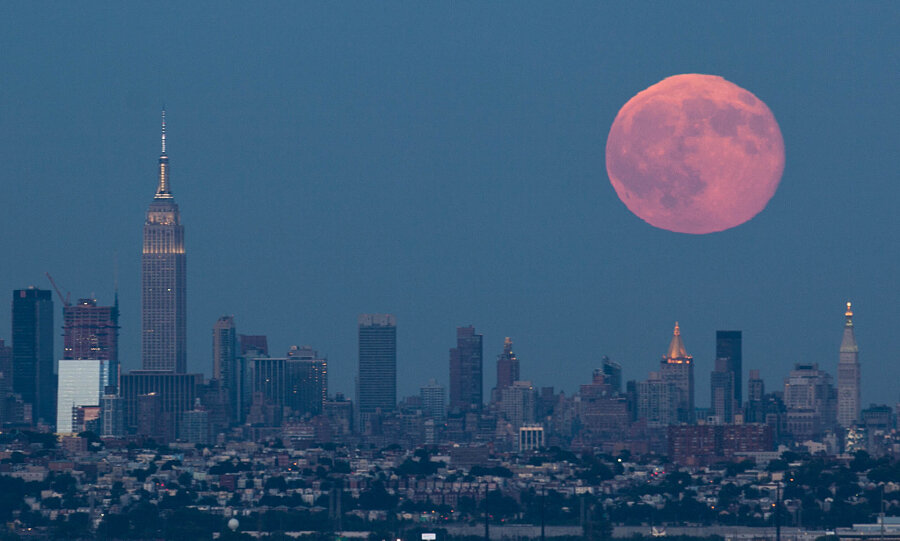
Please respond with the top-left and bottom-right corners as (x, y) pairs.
(1, 3), (898, 406)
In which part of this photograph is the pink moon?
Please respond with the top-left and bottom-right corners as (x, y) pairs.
(605, 74), (785, 234)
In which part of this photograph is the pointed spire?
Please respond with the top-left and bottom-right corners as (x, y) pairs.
(666, 321), (689, 359)
(840, 301), (858, 353)
(154, 108), (173, 199)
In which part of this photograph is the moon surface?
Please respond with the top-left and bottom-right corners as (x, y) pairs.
(606, 74), (784, 234)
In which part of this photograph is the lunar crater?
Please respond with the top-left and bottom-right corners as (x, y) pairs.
(606, 74), (784, 234)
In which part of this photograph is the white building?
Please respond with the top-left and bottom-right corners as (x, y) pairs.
(56, 359), (114, 434)
(519, 424), (544, 451)
(420, 379), (446, 421)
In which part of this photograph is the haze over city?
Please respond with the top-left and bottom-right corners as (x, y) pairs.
(1, 3), (897, 405)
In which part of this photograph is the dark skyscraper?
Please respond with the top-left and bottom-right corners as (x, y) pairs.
(239, 334), (269, 356)
(213, 316), (237, 382)
(286, 345), (328, 416)
(12, 288), (55, 425)
(495, 337), (519, 393)
(0, 339), (12, 395)
(119, 371), (202, 439)
(449, 325), (483, 412)
(602, 356), (623, 395)
(142, 110), (187, 373)
(710, 357), (736, 423)
(213, 316), (238, 422)
(63, 298), (119, 361)
(745, 369), (766, 423)
(715, 330), (742, 406)
(357, 314), (397, 416)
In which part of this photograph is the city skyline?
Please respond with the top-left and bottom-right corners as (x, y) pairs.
(0, 3), (897, 407)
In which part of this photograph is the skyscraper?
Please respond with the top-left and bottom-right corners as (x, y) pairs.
(659, 322), (695, 424)
(142, 110), (186, 373)
(213, 316), (237, 382)
(357, 314), (397, 416)
(745, 369), (766, 424)
(449, 325), (483, 412)
(420, 379), (446, 421)
(783, 362), (837, 438)
(213, 316), (238, 421)
(12, 288), (55, 425)
(63, 298), (119, 362)
(495, 337), (519, 394)
(837, 302), (861, 428)
(710, 357), (735, 423)
(601, 356), (623, 395)
(286, 345), (328, 416)
(0, 338), (12, 395)
(637, 371), (678, 427)
(715, 330), (742, 406)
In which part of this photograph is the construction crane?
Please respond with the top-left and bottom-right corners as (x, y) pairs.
(45, 272), (71, 307)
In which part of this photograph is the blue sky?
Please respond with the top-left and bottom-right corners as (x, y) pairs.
(1, 2), (897, 405)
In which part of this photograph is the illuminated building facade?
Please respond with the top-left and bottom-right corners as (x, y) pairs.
(142, 110), (187, 373)
(449, 325), (483, 412)
(837, 302), (861, 428)
(63, 298), (119, 362)
(519, 424), (544, 451)
(56, 359), (115, 433)
(659, 322), (695, 424)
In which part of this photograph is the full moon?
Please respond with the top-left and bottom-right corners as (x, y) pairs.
(605, 74), (784, 234)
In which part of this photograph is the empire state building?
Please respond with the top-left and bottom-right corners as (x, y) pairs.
(142, 110), (186, 373)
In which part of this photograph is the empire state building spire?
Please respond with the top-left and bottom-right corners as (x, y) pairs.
(143, 110), (186, 373)
(155, 109), (173, 199)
